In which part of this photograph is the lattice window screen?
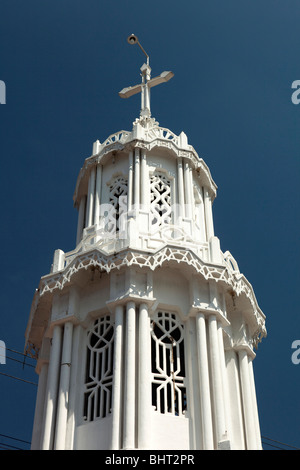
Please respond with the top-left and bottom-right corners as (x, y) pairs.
(151, 311), (187, 416)
(83, 315), (114, 422)
(108, 176), (128, 232)
(150, 173), (171, 229)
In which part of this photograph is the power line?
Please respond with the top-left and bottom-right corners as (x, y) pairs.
(0, 343), (38, 387)
(0, 371), (37, 386)
(7, 346), (35, 360)
(0, 344), (36, 362)
(262, 440), (285, 450)
(0, 433), (31, 445)
(262, 436), (300, 450)
(1, 354), (35, 369)
(0, 441), (24, 450)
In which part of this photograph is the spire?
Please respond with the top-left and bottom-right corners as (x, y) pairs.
(118, 34), (174, 121)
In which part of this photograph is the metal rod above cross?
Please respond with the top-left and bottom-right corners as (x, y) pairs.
(119, 35), (174, 119)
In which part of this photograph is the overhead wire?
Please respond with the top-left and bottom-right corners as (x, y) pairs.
(0, 432), (31, 445)
(0, 371), (37, 386)
(0, 343), (37, 386)
(0, 441), (24, 450)
(2, 354), (35, 368)
(0, 434), (31, 451)
(0, 344), (36, 362)
(261, 435), (300, 450)
(0, 346), (35, 450)
(262, 440), (286, 450)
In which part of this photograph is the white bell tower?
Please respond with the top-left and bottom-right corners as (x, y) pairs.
(25, 36), (266, 450)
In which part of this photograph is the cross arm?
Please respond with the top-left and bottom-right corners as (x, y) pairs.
(118, 71), (174, 99)
(148, 71), (174, 89)
(118, 83), (142, 99)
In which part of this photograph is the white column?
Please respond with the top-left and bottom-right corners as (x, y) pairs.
(54, 322), (73, 450)
(41, 325), (62, 450)
(65, 324), (81, 450)
(138, 303), (151, 449)
(94, 163), (102, 226)
(196, 313), (214, 449)
(111, 305), (124, 450)
(208, 315), (226, 443)
(249, 359), (262, 449)
(185, 318), (200, 449)
(204, 187), (214, 241)
(76, 197), (85, 245)
(184, 160), (192, 218)
(128, 150), (133, 212)
(225, 348), (246, 449)
(177, 158), (185, 219)
(85, 166), (96, 228)
(123, 301), (136, 449)
(217, 322), (232, 443)
(171, 176), (177, 225)
(238, 349), (257, 449)
(134, 148), (140, 208)
(188, 164), (195, 220)
(31, 363), (48, 449)
(140, 150), (147, 207)
(198, 188), (206, 243)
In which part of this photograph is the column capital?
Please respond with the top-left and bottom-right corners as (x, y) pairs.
(139, 301), (149, 310)
(189, 306), (230, 327)
(106, 295), (157, 313)
(46, 316), (80, 339)
(234, 343), (256, 360)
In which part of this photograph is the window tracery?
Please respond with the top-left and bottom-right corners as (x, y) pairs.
(150, 173), (171, 229)
(108, 176), (128, 232)
(151, 311), (187, 416)
(83, 315), (114, 422)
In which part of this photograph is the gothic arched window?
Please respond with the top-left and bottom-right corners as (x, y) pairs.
(151, 311), (187, 416)
(83, 315), (114, 422)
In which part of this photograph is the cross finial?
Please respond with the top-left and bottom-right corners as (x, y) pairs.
(119, 35), (174, 121)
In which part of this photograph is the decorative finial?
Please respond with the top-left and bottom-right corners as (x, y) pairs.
(119, 35), (174, 121)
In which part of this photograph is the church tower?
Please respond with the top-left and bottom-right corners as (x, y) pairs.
(25, 36), (266, 450)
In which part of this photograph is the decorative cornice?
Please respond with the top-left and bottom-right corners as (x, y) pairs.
(73, 126), (217, 204)
(35, 244), (266, 341)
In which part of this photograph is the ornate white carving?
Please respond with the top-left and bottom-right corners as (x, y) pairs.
(37, 245), (266, 346)
(151, 311), (186, 416)
(101, 130), (131, 150)
(150, 172), (172, 229)
(73, 126), (217, 205)
(145, 126), (180, 146)
(83, 316), (114, 422)
(108, 175), (128, 232)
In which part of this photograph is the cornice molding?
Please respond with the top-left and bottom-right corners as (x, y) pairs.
(35, 245), (265, 339)
(73, 126), (217, 204)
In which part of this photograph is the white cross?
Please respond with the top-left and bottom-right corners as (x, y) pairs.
(119, 35), (174, 119)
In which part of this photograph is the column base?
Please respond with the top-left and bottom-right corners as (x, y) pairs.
(218, 439), (231, 450)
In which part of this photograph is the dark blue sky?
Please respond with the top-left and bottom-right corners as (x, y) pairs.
(0, 0), (300, 450)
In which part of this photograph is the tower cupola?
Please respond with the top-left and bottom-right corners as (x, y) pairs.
(25, 37), (266, 451)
